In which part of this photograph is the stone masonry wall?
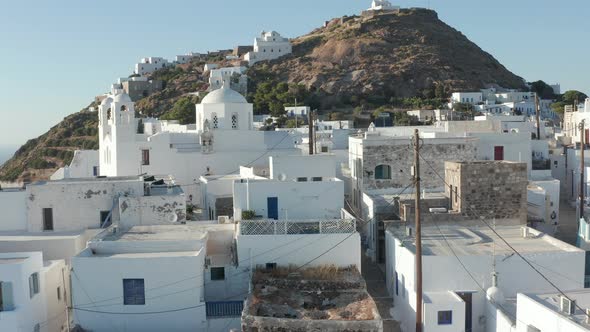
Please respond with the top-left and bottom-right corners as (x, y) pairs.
(445, 161), (528, 221)
(362, 141), (477, 191)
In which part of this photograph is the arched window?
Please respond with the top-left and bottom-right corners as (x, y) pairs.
(375, 165), (391, 180)
(107, 108), (112, 120)
(231, 113), (238, 129)
(121, 105), (127, 112)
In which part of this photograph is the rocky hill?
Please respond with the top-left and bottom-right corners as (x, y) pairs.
(0, 8), (526, 183)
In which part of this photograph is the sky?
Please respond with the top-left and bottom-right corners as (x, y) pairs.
(0, 0), (588, 149)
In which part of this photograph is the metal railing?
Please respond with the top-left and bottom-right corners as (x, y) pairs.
(206, 301), (243, 318)
(239, 219), (356, 236)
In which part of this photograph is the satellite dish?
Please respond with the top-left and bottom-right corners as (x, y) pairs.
(167, 213), (179, 223)
(278, 173), (287, 181)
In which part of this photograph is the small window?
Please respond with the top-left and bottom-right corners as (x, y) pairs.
(438, 310), (452, 325)
(123, 279), (145, 305)
(266, 263), (277, 270)
(297, 177), (308, 182)
(141, 149), (150, 166)
(231, 113), (238, 129)
(321, 146), (329, 153)
(29, 273), (39, 298)
(212, 113), (219, 129)
(211, 267), (225, 281)
(394, 272), (399, 296)
(312, 177), (322, 182)
(375, 165), (391, 180)
(100, 211), (111, 228)
(42, 208), (53, 231)
(92, 166), (99, 177)
(57, 287), (61, 301)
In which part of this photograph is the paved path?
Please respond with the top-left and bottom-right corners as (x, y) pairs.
(555, 200), (578, 245)
(361, 255), (401, 332)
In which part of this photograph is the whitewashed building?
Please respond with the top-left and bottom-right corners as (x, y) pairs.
(175, 52), (200, 64)
(244, 31), (292, 65)
(51, 150), (100, 180)
(385, 224), (585, 332)
(0, 252), (68, 332)
(516, 290), (590, 331)
(98, 86), (300, 205)
(134, 57), (170, 76)
(367, 0), (400, 11)
(208, 67), (247, 94)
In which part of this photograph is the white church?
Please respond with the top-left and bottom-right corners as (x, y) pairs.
(96, 83), (301, 203)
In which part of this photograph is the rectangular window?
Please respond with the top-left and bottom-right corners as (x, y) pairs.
(297, 177), (308, 182)
(321, 146), (329, 153)
(266, 263), (277, 270)
(211, 267), (225, 281)
(100, 211), (111, 228)
(438, 310), (453, 325)
(29, 273), (39, 298)
(42, 208), (53, 231)
(312, 177), (322, 182)
(141, 149), (150, 166)
(57, 287), (61, 301)
(123, 279), (145, 305)
(92, 166), (99, 177)
(0, 282), (14, 311)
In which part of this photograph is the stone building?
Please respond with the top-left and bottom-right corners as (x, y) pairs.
(122, 78), (163, 101)
(445, 160), (528, 221)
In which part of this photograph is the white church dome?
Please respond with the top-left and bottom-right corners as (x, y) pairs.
(201, 84), (247, 104)
(113, 93), (132, 103)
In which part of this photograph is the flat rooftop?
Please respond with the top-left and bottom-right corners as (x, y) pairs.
(99, 225), (208, 242)
(0, 230), (92, 241)
(245, 266), (379, 321)
(388, 225), (581, 256)
(525, 290), (590, 329)
(32, 175), (142, 186)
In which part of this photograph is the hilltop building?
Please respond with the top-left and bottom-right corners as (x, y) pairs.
(368, 0), (400, 11)
(134, 57), (170, 76)
(244, 31), (292, 65)
(175, 52), (200, 64)
(208, 67), (247, 94)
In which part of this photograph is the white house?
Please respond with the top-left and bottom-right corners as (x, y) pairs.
(451, 92), (483, 105)
(367, 0), (400, 11)
(516, 290), (590, 331)
(0, 252), (68, 332)
(98, 85), (300, 205)
(233, 155), (344, 221)
(385, 224), (585, 332)
(285, 106), (310, 117)
(175, 52), (200, 64)
(244, 31), (292, 65)
(208, 67), (247, 93)
(134, 57), (170, 76)
(50, 150), (100, 180)
(26, 175), (186, 233)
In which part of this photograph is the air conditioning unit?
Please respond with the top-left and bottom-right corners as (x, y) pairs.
(218, 216), (230, 224)
(560, 296), (576, 315)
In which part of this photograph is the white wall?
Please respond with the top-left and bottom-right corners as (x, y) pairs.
(516, 293), (587, 332)
(270, 154), (336, 180)
(0, 190), (26, 231)
(51, 150), (100, 180)
(0, 230), (98, 261)
(233, 179), (343, 220)
(118, 194), (186, 229)
(236, 233), (361, 271)
(72, 248), (206, 332)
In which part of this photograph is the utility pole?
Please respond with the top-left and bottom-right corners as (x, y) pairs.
(413, 129), (423, 332)
(535, 93), (541, 140)
(308, 110), (314, 155)
(580, 120), (586, 219)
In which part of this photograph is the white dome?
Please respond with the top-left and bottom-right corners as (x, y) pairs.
(486, 286), (505, 305)
(113, 93), (132, 103)
(201, 85), (247, 104)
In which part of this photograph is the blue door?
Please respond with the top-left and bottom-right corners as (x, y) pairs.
(267, 197), (278, 220)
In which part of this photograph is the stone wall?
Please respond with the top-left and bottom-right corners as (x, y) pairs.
(445, 161), (527, 221)
(361, 140), (477, 191)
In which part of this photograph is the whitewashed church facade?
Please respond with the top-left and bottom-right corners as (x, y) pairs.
(98, 84), (300, 204)
(244, 31), (292, 65)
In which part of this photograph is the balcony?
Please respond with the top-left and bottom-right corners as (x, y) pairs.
(239, 219), (356, 236)
(206, 301), (244, 318)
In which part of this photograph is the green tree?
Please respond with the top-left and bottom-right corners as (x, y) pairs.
(161, 96), (199, 124)
(529, 80), (556, 99)
(562, 90), (588, 104)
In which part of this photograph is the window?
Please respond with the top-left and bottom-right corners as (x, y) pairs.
(57, 287), (61, 301)
(29, 273), (39, 298)
(141, 149), (150, 166)
(123, 279), (145, 305)
(0, 282), (14, 311)
(106, 108), (112, 120)
(266, 263), (277, 270)
(297, 177), (308, 182)
(121, 105), (127, 112)
(438, 310), (453, 325)
(312, 177), (322, 182)
(321, 146), (329, 153)
(375, 165), (391, 180)
(42, 208), (53, 231)
(92, 166), (99, 177)
(394, 272), (399, 296)
(211, 267), (225, 281)
(100, 211), (111, 228)
(212, 113), (219, 129)
(231, 113), (238, 129)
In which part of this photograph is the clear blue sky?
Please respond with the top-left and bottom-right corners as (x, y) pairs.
(0, 0), (588, 148)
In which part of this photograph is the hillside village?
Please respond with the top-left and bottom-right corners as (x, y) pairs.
(1, 1), (590, 332)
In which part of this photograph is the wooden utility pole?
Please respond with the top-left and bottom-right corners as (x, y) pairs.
(308, 110), (314, 155)
(580, 120), (586, 219)
(535, 93), (541, 140)
(413, 129), (423, 332)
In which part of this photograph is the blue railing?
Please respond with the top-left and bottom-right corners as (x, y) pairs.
(206, 301), (244, 318)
